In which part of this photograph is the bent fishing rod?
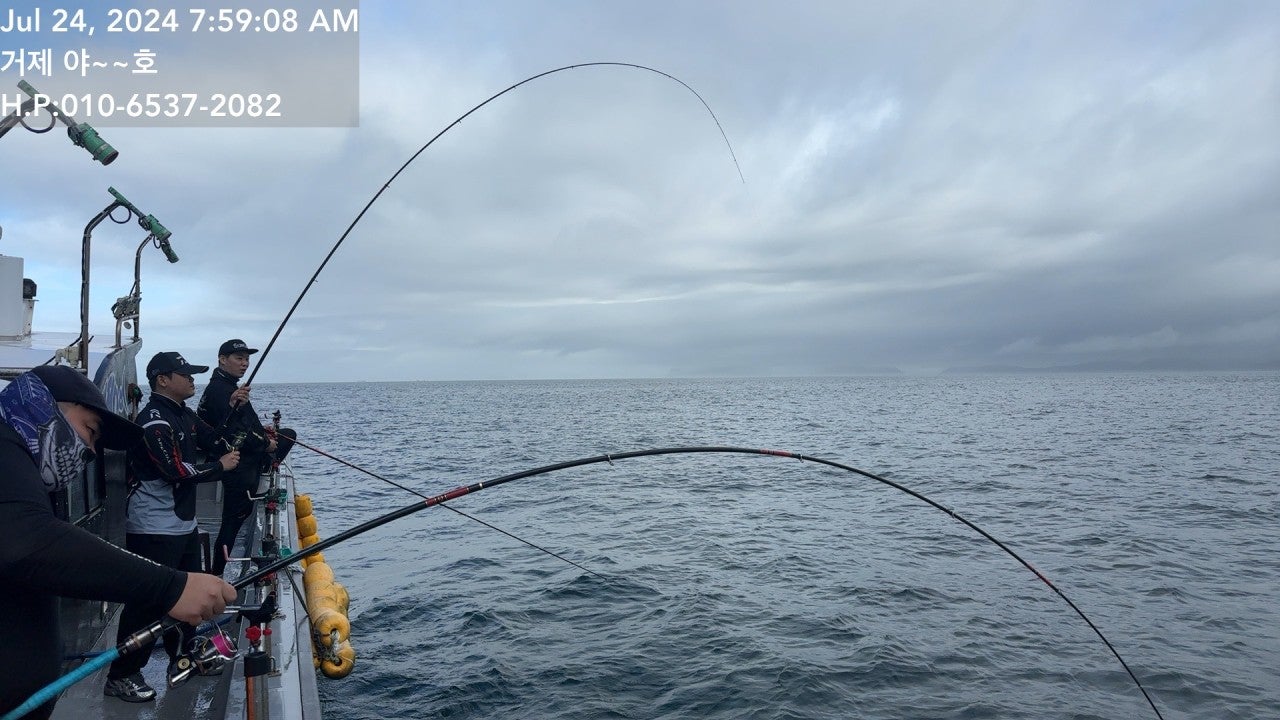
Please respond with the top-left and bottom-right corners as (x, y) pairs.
(245, 446), (1167, 719)
(5, 447), (1165, 720)
(240, 62), (742, 390)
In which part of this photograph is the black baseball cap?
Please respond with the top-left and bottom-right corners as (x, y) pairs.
(146, 351), (210, 382)
(29, 365), (143, 450)
(218, 339), (259, 356)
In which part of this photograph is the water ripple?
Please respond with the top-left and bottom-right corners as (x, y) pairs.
(254, 373), (1280, 719)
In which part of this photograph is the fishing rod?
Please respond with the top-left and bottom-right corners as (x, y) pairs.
(241, 447), (1163, 717)
(6, 447), (1165, 720)
(241, 62), (742, 388)
(285, 430), (607, 580)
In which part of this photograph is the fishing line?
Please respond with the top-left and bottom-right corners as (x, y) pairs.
(9, 446), (1164, 720)
(286, 432), (607, 581)
(233, 446), (1164, 719)
(242, 62), (743, 387)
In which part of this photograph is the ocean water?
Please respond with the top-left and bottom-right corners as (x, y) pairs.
(256, 374), (1278, 720)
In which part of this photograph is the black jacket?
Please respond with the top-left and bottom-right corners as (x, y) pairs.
(196, 367), (270, 459)
(0, 423), (185, 717)
(129, 392), (225, 533)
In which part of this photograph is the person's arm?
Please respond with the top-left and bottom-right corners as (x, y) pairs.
(138, 407), (223, 483)
(0, 502), (186, 606)
(233, 399), (269, 453)
(194, 410), (227, 455)
(0, 436), (236, 624)
(0, 438), (183, 606)
(2, 497), (235, 623)
(200, 383), (266, 452)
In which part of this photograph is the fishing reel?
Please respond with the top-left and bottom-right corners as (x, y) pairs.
(167, 627), (237, 688)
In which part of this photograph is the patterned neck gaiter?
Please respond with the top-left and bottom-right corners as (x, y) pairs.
(0, 371), (93, 492)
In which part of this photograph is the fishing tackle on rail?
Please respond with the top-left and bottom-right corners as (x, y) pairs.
(164, 596), (278, 688)
(166, 626), (237, 687)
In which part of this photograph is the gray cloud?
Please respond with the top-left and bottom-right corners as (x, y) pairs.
(2, 1), (1276, 381)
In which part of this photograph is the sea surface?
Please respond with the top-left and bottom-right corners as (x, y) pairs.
(255, 374), (1278, 720)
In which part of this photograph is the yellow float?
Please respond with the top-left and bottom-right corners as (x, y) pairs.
(294, 493), (355, 679)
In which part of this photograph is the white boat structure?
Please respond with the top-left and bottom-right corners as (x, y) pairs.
(2, 82), (328, 720)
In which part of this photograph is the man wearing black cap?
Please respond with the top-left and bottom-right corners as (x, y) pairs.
(102, 352), (245, 699)
(197, 339), (294, 577)
(0, 364), (237, 718)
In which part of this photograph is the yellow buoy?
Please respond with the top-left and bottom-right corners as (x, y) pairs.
(320, 641), (356, 679)
(297, 514), (318, 538)
(294, 492), (355, 679)
(304, 576), (335, 608)
(304, 562), (335, 585)
(331, 582), (349, 616)
(313, 608), (350, 646)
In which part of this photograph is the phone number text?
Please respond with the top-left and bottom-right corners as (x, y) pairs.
(38, 91), (282, 118)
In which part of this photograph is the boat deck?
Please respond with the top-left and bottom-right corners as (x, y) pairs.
(0, 331), (122, 378)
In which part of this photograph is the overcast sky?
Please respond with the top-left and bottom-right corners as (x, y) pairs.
(2, 1), (1277, 382)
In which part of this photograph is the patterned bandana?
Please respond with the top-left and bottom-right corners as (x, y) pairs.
(0, 371), (94, 491)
